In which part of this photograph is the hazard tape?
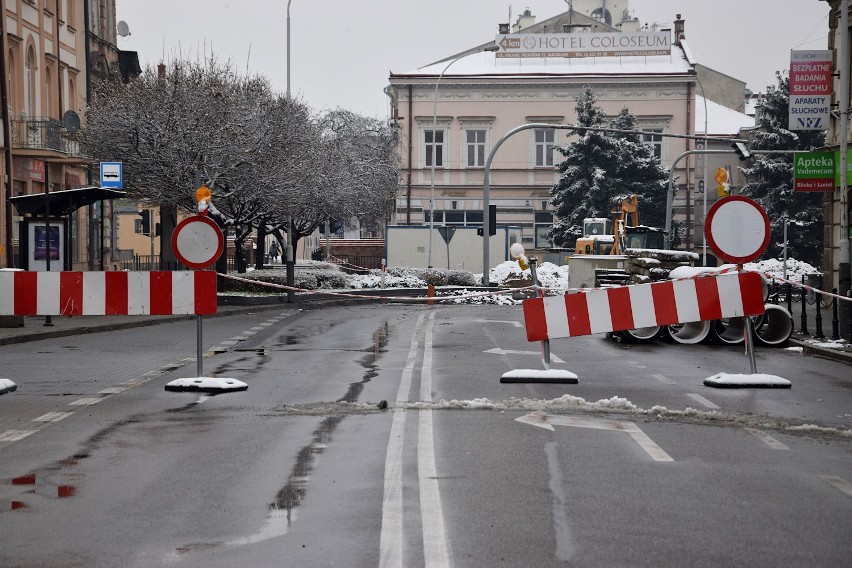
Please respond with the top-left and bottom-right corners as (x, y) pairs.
(756, 272), (852, 303)
(218, 272), (522, 303)
(0, 271), (217, 316)
(522, 271), (766, 342)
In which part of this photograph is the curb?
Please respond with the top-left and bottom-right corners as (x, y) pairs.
(788, 337), (852, 366)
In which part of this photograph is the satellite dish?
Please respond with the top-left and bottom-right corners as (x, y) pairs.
(62, 110), (80, 134)
(117, 21), (131, 37)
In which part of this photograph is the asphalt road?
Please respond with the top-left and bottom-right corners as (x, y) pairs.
(0, 303), (850, 567)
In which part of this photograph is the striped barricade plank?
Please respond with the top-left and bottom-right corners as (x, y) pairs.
(522, 271), (765, 342)
(0, 271), (217, 316)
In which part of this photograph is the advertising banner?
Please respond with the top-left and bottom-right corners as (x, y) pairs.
(495, 32), (670, 59)
(789, 50), (832, 131)
(794, 151), (835, 192)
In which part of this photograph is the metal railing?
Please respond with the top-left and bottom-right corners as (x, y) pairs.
(10, 116), (82, 156)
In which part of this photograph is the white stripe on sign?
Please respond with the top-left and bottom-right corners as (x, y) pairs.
(544, 296), (570, 339)
(628, 284), (657, 328)
(586, 291), (613, 334)
(127, 272), (150, 315)
(672, 279), (700, 323)
(172, 271), (195, 314)
(717, 274), (745, 317)
(83, 271), (106, 315)
(0, 272), (13, 315)
(38, 271), (60, 314)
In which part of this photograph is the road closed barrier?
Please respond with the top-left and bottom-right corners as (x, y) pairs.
(0, 271), (217, 316)
(522, 271), (766, 341)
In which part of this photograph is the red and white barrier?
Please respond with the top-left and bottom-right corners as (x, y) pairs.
(0, 271), (217, 316)
(522, 271), (765, 342)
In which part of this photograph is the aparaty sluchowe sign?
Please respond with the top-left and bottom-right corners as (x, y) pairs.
(789, 50), (832, 131)
(495, 32), (670, 59)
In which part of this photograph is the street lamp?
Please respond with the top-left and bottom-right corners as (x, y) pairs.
(692, 72), (709, 266)
(284, 0), (295, 302)
(427, 45), (499, 269)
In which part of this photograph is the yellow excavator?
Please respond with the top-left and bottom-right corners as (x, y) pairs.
(574, 195), (666, 256)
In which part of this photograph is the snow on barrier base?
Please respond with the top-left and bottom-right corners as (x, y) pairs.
(522, 271), (765, 341)
(0, 271), (217, 316)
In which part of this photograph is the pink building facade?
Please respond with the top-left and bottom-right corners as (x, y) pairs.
(387, 6), (752, 260)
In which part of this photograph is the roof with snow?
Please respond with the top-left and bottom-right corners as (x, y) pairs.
(695, 95), (755, 136)
(392, 42), (695, 80)
(390, 7), (694, 81)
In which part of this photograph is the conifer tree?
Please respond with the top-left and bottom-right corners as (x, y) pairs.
(548, 87), (619, 247)
(549, 88), (670, 248)
(740, 72), (825, 264)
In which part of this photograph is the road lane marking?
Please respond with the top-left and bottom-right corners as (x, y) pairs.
(515, 414), (674, 462)
(629, 361), (648, 369)
(98, 387), (128, 395)
(544, 442), (575, 561)
(745, 428), (789, 450)
(419, 311), (451, 568)
(822, 476), (852, 498)
(477, 319), (523, 328)
(484, 347), (565, 363)
(0, 430), (38, 442)
(687, 393), (720, 409)
(652, 374), (676, 385)
(69, 397), (104, 406)
(380, 312), (426, 568)
(32, 412), (74, 423)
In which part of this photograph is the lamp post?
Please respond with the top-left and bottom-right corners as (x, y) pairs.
(285, 0), (295, 302)
(693, 73), (709, 266)
(427, 45), (499, 269)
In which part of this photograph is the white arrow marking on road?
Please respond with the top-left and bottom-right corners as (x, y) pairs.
(484, 347), (564, 363)
(515, 413), (674, 462)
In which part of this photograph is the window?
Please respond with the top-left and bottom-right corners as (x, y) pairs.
(465, 129), (486, 167)
(642, 129), (663, 160)
(24, 46), (37, 117)
(534, 129), (555, 167)
(424, 129), (444, 167)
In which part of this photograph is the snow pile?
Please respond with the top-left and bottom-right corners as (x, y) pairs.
(440, 289), (521, 305)
(345, 271), (426, 289)
(704, 372), (791, 388)
(744, 258), (818, 284)
(0, 378), (17, 395)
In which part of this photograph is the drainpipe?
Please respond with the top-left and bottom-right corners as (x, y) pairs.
(0, 0), (14, 266)
(685, 81), (692, 250)
(406, 84), (412, 225)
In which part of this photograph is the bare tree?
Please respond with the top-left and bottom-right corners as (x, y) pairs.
(80, 57), (398, 273)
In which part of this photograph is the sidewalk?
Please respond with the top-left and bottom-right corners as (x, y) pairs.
(0, 304), (286, 347)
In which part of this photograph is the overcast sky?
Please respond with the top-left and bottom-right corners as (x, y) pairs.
(116, 1), (830, 118)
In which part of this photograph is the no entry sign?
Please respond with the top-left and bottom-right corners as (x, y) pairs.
(172, 215), (224, 269)
(705, 196), (770, 264)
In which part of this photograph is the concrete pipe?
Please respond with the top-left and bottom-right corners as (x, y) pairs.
(665, 320), (712, 344)
(753, 304), (793, 347)
(618, 326), (662, 343)
(709, 314), (765, 345)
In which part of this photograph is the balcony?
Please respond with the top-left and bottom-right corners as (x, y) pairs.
(11, 116), (82, 157)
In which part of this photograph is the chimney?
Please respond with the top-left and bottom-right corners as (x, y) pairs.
(513, 8), (536, 32)
(673, 14), (685, 46)
(157, 63), (166, 80)
(498, 23), (510, 34)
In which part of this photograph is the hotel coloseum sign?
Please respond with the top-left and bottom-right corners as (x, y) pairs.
(495, 32), (671, 59)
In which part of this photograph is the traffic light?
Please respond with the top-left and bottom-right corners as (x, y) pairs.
(714, 167), (730, 197)
(138, 210), (150, 235)
(732, 141), (751, 160)
(477, 205), (497, 236)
